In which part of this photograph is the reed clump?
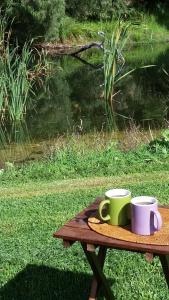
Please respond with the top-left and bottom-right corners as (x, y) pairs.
(103, 21), (134, 129)
(0, 13), (49, 122)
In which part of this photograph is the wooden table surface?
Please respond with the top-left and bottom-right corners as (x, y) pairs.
(54, 197), (169, 255)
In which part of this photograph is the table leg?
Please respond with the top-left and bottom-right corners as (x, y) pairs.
(81, 243), (114, 300)
(159, 255), (169, 288)
(89, 246), (107, 300)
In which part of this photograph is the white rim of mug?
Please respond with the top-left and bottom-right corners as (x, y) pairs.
(131, 196), (157, 206)
(105, 189), (131, 199)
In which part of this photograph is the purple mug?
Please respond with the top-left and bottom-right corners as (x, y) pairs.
(131, 196), (162, 236)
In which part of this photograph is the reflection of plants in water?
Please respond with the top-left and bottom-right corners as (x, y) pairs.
(115, 62), (169, 127)
(27, 60), (73, 137)
(0, 121), (31, 163)
(66, 58), (104, 132)
(0, 121), (30, 146)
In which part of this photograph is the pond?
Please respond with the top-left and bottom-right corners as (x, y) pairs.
(1, 43), (169, 163)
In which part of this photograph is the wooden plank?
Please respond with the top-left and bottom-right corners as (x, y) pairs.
(89, 246), (107, 300)
(63, 198), (102, 229)
(54, 226), (169, 255)
(159, 255), (169, 288)
(65, 215), (91, 230)
(159, 204), (169, 208)
(82, 244), (114, 300)
(87, 244), (97, 252)
(63, 240), (75, 248)
(68, 218), (89, 229)
(58, 200), (169, 232)
(54, 200), (169, 255)
(144, 253), (154, 263)
(61, 201), (169, 231)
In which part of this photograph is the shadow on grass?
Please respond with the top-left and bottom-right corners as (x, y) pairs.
(0, 264), (93, 300)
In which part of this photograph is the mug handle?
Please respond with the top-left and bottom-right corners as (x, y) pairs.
(153, 211), (162, 231)
(98, 199), (110, 222)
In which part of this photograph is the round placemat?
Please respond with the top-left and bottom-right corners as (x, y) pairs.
(88, 208), (169, 245)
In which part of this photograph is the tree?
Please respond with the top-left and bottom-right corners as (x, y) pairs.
(1, 0), (65, 42)
(65, 0), (129, 21)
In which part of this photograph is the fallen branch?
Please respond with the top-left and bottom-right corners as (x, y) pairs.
(70, 42), (103, 56)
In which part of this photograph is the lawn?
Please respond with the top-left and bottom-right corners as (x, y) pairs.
(1, 135), (169, 299)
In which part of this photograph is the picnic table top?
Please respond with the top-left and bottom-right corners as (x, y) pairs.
(53, 197), (169, 255)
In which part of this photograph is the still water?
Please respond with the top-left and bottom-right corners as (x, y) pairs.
(1, 43), (169, 162)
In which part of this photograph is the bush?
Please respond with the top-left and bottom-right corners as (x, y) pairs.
(148, 130), (169, 155)
(1, 0), (65, 42)
(65, 0), (131, 21)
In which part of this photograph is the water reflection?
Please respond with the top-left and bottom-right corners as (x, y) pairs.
(27, 44), (169, 137)
(114, 67), (169, 128)
(1, 43), (169, 162)
(0, 122), (42, 163)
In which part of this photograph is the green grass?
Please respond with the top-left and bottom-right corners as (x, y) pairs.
(61, 14), (169, 45)
(1, 137), (169, 186)
(1, 136), (169, 299)
(1, 178), (169, 299)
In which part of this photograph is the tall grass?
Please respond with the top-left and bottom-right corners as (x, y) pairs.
(0, 43), (49, 122)
(0, 43), (33, 121)
(103, 22), (131, 129)
(103, 21), (155, 130)
(0, 12), (49, 122)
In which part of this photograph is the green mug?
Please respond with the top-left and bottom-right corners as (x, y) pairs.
(99, 189), (131, 225)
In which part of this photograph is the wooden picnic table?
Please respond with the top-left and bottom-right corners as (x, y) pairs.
(53, 197), (169, 300)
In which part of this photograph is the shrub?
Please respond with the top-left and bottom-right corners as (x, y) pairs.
(148, 129), (169, 155)
(1, 0), (65, 42)
(65, 0), (131, 21)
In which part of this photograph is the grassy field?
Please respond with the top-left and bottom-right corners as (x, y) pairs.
(61, 13), (169, 45)
(1, 133), (169, 299)
(1, 175), (169, 299)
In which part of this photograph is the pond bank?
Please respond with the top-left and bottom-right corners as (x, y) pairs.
(38, 40), (169, 56)
(1, 42), (169, 165)
(0, 129), (160, 164)
(0, 129), (169, 187)
(38, 16), (169, 55)
(1, 41), (169, 165)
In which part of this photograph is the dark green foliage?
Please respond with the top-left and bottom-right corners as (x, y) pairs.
(137, 0), (169, 12)
(65, 0), (169, 23)
(65, 0), (130, 21)
(1, 0), (65, 42)
(148, 130), (169, 155)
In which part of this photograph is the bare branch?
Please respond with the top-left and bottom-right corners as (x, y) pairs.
(70, 42), (103, 56)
